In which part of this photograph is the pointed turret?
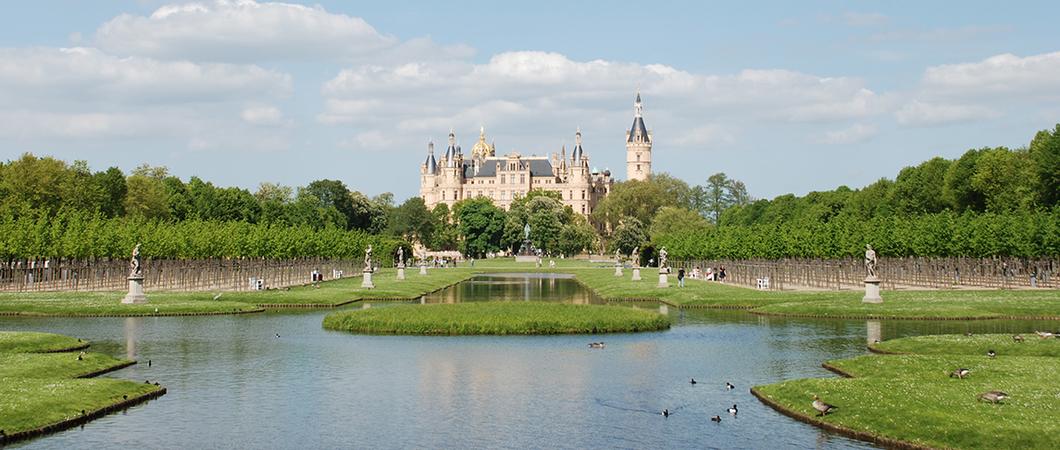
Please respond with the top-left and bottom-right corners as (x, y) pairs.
(425, 140), (437, 173)
(572, 127), (584, 162)
(626, 91), (653, 180)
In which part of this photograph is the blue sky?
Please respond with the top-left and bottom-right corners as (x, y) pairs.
(2, 0), (1059, 201)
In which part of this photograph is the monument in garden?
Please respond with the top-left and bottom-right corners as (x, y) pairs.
(657, 246), (670, 288)
(396, 247), (406, 281)
(361, 245), (375, 289)
(516, 223), (537, 262)
(614, 249), (623, 276)
(863, 244), (882, 303)
(631, 246), (642, 281)
(122, 243), (148, 304)
(418, 248), (428, 275)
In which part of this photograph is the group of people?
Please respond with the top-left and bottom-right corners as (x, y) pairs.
(674, 266), (727, 287)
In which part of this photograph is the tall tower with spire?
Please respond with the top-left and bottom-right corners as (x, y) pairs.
(625, 91), (652, 181)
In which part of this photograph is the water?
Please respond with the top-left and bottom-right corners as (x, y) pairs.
(421, 273), (603, 304)
(2, 275), (1054, 449)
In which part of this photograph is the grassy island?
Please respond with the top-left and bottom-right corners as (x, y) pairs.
(0, 331), (165, 444)
(752, 334), (1060, 449)
(322, 302), (670, 335)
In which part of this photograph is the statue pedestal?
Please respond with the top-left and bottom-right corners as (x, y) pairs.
(361, 269), (375, 289)
(419, 265), (427, 275)
(122, 276), (148, 304)
(631, 268), (641, 281)
(657, 273), (669, 288)
(397, 267), (405, 280)
(862, 277), (882, 303)
(614, 265), (623, 276)
(515, 255), (537, 263)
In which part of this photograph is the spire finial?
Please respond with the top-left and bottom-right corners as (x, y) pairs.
(575, 127), (582, 146)
(428, 139), (434, 154)
(448, 128), (455, 146)
(480, 125), (485, 138)
(634, 90), (643, 118)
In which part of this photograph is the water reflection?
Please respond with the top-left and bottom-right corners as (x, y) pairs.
(123, 317), (142, 360)
(420, 273), (602, 304)
(866, 320), (881, 345)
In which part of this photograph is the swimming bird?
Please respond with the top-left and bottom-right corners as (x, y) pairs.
(275, 333), (281, 338)
(662, 409), (670, 418)
(690, 378), (697, 385)
(1013, 334), (1024, 343)
(212, 292), (223, 300)
(987, 349), (996, 358)
(812, 395), (837, 416)
(710, 415), (721, 423)
(1035, 330), (1055, 339)
(977, 390), (1009, 404)
(77, 351), (85, 361)
(725, 382), (735, 390)
(949, 368), (971, 379)
(727, 404), (738, 415)
(148, 359), (152, 367)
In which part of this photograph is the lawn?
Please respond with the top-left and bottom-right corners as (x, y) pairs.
(0, 331), (163, 444)
(322, 302), (671, 335)
(753, 334), (1060, 449)
(0, 291), (262, 317)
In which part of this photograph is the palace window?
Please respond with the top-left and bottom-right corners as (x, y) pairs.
(637, 153), (640, 161)
(637, 164), (641, 171)
(520, 174), (525, 184)
(581, 190), (586, 199)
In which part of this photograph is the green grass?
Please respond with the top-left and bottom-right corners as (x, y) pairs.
(753, 334), (1060, 449)
(0, 331), (162, 441)
(0, 331), (86, 353)
(752, 289), (1060, 320)
(0, 291), (262, 317)
(323, 302), (671, 335)
(870, 333), (1060, 357)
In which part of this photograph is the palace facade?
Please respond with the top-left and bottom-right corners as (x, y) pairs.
(419, 93), (653, 215)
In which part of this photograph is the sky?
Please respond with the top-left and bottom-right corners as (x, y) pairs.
(2, 0), (1059, 201)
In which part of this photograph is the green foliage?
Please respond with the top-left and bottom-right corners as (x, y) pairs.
(656, 209), (1060, 259)
(1029, 124), (1060, 207)
(453, 197), (506, 257)
(387, 197), (435, 244)
(649, 206), (711, 241)
(610, 217), (647, 255)
(0, 209), (404, 260)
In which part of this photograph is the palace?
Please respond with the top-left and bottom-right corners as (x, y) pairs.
(419, 93), (653, 215)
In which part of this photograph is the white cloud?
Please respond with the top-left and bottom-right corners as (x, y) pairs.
(0, 47), (291, 104)
(672, 124), (735, 147)
(319, 51), (884, 130)
(241, 105), (285, 126)
(95, 0), (395, 62)
(922, 51), (1060, 97)
(841, 12), (888, 27)
(894, 101), (998, 126)
(815, 123), (878, 144)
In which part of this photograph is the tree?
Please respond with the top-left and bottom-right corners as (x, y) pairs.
(124, 164), (171, 219)
(610, 217), (647, 255)
(703, 172), (735, 223)
(556, 215), (598, 256)
(591, 179), (673, 232)
(1029, 124), (1060, 207)
(971, 148), (1038, 212)
(304, 179), (357, 228)
(943, 148), (986, 212)
(388, 197), (435, 244)
(453, 197), (506, 257)
(889, 157), (951, 215)
(428, 203), (459, 250)
(93, 167), (127, 217)
(649, 206), (711, 241)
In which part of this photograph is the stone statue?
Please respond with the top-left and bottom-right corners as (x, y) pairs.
(658, 247), (668, 269)
(397, 247), (405, 267)
(630, 246), (640, 267)
(523, 223), (531, 240)
(129, 243), (143, 278)
(864, 244), (878, 279)
(364, 245), (373, 269)
(614, 248), (621, 262)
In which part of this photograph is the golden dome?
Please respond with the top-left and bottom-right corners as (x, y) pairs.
(471, 125), (494, 158)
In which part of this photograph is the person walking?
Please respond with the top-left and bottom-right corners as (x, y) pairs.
(677, 268), (686, 287)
